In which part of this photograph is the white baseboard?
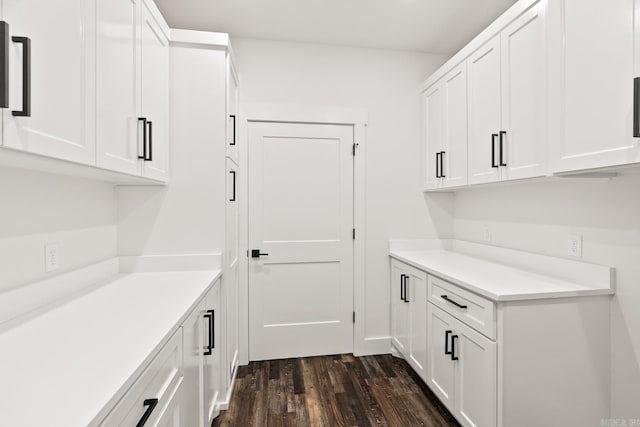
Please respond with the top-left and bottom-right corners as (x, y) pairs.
(354, 336), (392, 357)
(216, 360), (239, 411)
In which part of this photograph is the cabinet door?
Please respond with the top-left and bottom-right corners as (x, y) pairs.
(407, 267), (428, 381)
(391, 260), (410, 356)
(140, 1), (169, 181)
(548, 0), (640, 173)
(181, 300), (206, 427)
(454, 320), (497, 427)
(442, 63), (468, 188)
(226, 56), (239, 163)
(203, 282), (221, 424)
(96, 0), (141, 175)
(427, 303), (456, 412)
(500, 2), (546, 181)
(2, 0), (95, 164)
(225, 158), (240, 389)
(155, 380), (184, 427)
(467, 36), (502, 185)
(423, 83), (445, 190)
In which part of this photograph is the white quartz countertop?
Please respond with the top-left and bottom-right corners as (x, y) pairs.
(0, 269), (221, 427)
(390, 249), (614, 301)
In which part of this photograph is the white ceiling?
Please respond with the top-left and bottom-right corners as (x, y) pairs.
(154, 0), (518, 54)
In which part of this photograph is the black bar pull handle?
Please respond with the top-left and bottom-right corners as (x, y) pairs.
(11, 36), (30, 117)
(445, 330), (452, 355)
(634, 78), (640, 137)
(229, 114), (236, 146)
(203, 312), (212, 355)
(435, 152), (441, 178)
(0, 22), (9, 109)
(441, 294), (468, 309)
(451, 335), (459, 361)
(145, 121), (153, 161)
(207, 309), (215, 350)
(136, 398), (159, 427)
(229, 170), (236, 201)
(138, 118), (147, 159)
(400, 274), (406, 301)
(491, 134), (499, 168)
(403, 275), (410, 303)
(440, 151), (446, 178)
(499, 131), (507, 166)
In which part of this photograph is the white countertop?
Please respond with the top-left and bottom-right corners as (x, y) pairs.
(390, 249), (614, 301)
(0, 269), (221, 427)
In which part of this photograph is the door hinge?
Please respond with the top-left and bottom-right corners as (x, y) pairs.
(352, 143), (358, 156)
(352, 228), (356, 240)
(353, 311), (356, 323)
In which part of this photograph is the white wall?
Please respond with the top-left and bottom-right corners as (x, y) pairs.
(0, 167), (117, 293)
(233, 38), (453, 347)
(117, 44), (227, 258)
(452, 172), (640, 420)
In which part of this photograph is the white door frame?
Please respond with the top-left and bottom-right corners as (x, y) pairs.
(238, 103), (369, 364)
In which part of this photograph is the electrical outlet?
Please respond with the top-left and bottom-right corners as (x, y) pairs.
(483, 226), (492, 242)
(45, 244), (60, 272)
(568, 234), (582, 257)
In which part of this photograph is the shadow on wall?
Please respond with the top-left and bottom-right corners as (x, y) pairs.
(423, 192), (454, 239)
(117, 186), (168, 256)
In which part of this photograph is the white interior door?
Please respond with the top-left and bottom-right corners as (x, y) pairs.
(248, 121), (354, 361)
(468, 36), (502, 185)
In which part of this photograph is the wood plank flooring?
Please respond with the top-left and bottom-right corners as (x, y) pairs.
(213, 354), (460, 427)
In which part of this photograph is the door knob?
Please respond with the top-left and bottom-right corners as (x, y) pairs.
(251, 249), (269, 258)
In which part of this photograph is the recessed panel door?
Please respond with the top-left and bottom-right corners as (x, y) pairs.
(248, 121), (354, 361)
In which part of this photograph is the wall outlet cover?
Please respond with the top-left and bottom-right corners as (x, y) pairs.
(45, 244), (60, 272)
(483, 226), (492, 242)
(568, 234), (582, 257)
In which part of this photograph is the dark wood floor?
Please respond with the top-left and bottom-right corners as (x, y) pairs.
(213, 354), (460, 427)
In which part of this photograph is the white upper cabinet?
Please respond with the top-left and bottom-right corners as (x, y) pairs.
(467, 36), (502, 185)
(140, 0), (169, 181)
(423, 64), (468, 190)
(548, 0), (640, 172)
(226, 56), (239, 163)
(500, 4), (546, 180)
(96, 0), (140, 175)
(442, 64), (468, 188)
(96, 0), (168, 181)
(1, 0), (95, 164)
(423, 83), (445, 190)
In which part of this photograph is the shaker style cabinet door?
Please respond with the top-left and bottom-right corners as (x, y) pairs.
(204, 282), (221, 425)
(423, 82), (445, 190)
(181, 299), (206, 427)
(391, 260), (410, 356)
(467, 36), (502, 185)
(140, 0), (169, 181)
(226, 56), (239, 163)
(407, 267), (428, 382)
(548, 0), (640, 172)
(427, 303), (456, 412)
(96, 0), (141, 175)
(500, 2), (546, 181)
(442, 63), (468, 188)
(2, 0), (95, 164)
(453, 320), (497, 427)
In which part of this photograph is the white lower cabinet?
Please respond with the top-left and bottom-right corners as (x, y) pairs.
(390, 259), (428, 381)
(204, 281), (222, 424)
(100, 329), (184, 426)
(427, 303), (497, 427)
(100, 279), (226, 427)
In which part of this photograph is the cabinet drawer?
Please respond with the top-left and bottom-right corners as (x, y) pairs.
(100, 329), (183, 426)
(428, 275), (496, 339)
